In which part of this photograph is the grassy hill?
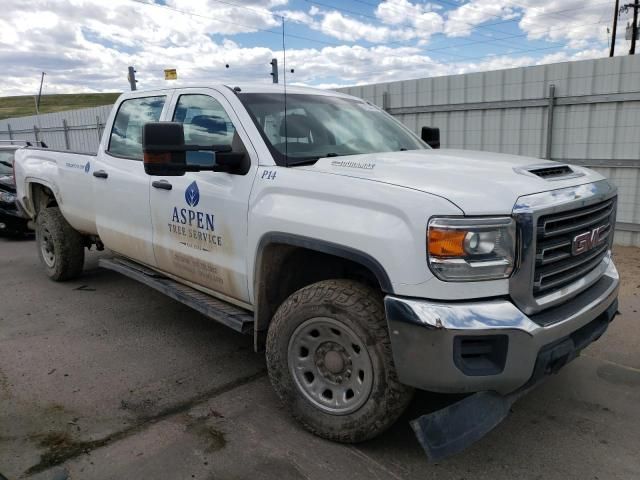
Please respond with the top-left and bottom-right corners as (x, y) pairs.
(0, 93), (121, 120)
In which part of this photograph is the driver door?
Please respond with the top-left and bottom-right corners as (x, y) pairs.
(149, 88), (258, 304)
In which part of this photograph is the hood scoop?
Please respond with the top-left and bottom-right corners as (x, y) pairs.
(516, 163), (584, 181)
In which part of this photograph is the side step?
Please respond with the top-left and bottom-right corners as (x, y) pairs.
(99, 257), (254, 334)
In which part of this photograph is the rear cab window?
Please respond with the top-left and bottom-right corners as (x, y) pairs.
(107, 96), (166, 160)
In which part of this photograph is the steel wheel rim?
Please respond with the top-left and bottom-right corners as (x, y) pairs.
(40, 227), (56, 268)
(288, 317), (373, 415)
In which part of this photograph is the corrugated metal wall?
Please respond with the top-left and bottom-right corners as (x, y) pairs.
(0, 104), (113, 153)
(337, 56), (640, 247)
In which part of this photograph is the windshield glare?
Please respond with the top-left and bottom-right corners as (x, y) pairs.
(238, 93), (427, 165)
(0, 150), (15, 175)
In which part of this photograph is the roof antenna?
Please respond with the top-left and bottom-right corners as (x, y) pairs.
(281, 16), (289, 167)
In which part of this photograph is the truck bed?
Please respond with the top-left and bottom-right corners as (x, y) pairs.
(14, 146), (98, 235)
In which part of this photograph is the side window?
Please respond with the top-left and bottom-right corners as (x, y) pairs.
(173, 94), (237, 148)
(108, 96), (166, 160)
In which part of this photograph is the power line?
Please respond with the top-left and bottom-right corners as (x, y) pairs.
(302, 0), (547, 53)
(477, 2), (612, 29)
(368, 18), (608, 60)
(123, 0), (467, 64)
(128, 0), (282, 37)
(352, 0), (610, 34)
(126, 0), (601, 67)
(125, 0), (609, 84)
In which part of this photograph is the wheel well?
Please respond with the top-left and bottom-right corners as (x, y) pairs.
(30, 183), (58, 215)
(254, 241), (389, 350)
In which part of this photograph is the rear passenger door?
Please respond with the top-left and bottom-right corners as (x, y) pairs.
(94, 93), (172, 267)
(149, 88), (258, 304)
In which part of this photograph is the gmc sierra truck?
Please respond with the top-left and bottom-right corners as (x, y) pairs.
(14, 84), (619, 459)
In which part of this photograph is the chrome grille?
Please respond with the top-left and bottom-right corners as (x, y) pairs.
(533, 198), (615, 297)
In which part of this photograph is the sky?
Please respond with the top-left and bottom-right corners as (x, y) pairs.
(0, 0), (636, 97)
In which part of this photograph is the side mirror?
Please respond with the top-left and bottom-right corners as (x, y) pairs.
(421, 126), (440, 149)
(143, 122), (187, 176)
(142, 122), (246, 176)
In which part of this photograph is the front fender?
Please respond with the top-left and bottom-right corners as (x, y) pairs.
(247, 167), (463, 303)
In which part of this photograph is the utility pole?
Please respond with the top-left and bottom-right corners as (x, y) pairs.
(128, 66), (138, 91)
(36, 72), (46, 110)
(610, 0), (620, 56)
(631, 0), (639, 54)
(270, 58), (278, 84)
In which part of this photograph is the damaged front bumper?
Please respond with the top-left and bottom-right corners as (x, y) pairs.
(384, 257), (619, 461)
(384, 257), (619, 396)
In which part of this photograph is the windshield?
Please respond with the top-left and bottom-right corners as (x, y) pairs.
(0, 150), (15, 175)
(238, 93), (427, 166)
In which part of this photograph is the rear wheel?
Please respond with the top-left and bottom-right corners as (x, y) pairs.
(266, 279), (413, 443)
(36, 207), (85, 281)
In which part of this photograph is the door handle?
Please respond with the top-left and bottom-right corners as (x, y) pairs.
(152, 180), (173, 190)
(93, 170), (108, 179)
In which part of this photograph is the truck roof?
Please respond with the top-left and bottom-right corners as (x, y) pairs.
(224, 83), (351, 97)
(123, 83), (355, 99)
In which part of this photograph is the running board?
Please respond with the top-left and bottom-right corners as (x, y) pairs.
(99, 257), (254, 334)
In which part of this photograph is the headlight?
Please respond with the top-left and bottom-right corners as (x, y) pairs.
(427, 217), (516, 281)
(0, 191), (16, 203)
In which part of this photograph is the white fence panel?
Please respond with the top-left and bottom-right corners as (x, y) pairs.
(0, 104), (113, 153)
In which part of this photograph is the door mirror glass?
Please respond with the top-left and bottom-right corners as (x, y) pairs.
(186, 150), (216, 168)
(421, 126), (441, 149)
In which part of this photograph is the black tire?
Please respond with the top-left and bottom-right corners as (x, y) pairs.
(266, 279), (413, 443)
(35, 207), (85, 281)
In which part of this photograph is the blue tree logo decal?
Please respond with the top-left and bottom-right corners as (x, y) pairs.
(185, 181), (200, 207)
(84, 162), (90, 173)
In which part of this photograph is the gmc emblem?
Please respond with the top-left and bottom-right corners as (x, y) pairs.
(572, 225), (608, 255)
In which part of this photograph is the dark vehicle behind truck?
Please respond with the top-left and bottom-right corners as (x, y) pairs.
(0, 141), (39, 235)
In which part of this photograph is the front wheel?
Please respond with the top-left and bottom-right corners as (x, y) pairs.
(266, 279), (413, 443)
(35, 207), (85, 281)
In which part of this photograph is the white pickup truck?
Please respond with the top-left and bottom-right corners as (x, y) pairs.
(14, 84), (619, 459)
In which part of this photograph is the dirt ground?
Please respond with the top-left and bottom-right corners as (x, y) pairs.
(1, 238), (639, 480)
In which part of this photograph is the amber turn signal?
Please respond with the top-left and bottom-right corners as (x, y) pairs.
(143, 152), (172, 164)
(428, 228), (466, 257)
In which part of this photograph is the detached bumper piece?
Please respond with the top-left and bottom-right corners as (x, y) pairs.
(410, 301), (617, 462)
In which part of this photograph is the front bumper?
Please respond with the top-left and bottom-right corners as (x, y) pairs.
(385, 256), (619, 395)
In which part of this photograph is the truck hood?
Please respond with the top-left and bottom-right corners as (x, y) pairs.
(303, 149), (605, 215)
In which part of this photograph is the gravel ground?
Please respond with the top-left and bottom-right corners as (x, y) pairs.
(1, 237), (639, 480)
